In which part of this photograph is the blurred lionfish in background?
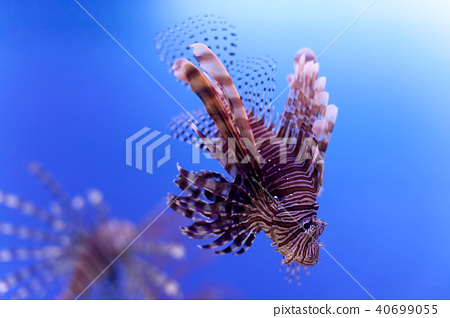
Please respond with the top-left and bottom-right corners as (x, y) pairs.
(0, 162), (185, 299)
(157, 16), (338, 281)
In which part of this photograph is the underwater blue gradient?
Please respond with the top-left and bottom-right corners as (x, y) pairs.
(1, 0), (450, 299)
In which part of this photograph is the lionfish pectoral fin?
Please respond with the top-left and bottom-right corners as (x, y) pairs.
(188, 121), (247, 184)
(172, 58), (190, 83)
(176, 164), (252, 203)
(214, 230), (253, 255)
(181, 216), (241, 236)
(228, 56), (277, 120)
(170, 169), (259, 255)
(156, 15), (237, 86)
(233, 232), (256, 255)
(168, 194), (196, 219)
(168, 108), (218, 150)
(178, 46), (264, 184)
(198, 225), (246, 250)
(189, 43), (261, 163)
(173, 59), (240, 146)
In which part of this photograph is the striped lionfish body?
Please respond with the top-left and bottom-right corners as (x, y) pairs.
(168, 43), (338, 275)
(0, 163), (185, 299)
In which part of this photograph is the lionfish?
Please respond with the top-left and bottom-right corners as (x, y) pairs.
(0, 162), (185, 299)
(159, 16), (338, 280)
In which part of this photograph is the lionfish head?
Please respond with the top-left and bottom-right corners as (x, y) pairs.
(272, 214), (327, 267)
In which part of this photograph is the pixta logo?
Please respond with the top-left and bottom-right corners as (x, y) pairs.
(126, 127), (171, 174)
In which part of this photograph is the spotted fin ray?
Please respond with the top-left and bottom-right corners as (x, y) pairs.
(155, 14), (238, 83)
(168, 108), (218, 150)
(230, 56), (277, 119)
(160, 17), (277, 149)
(168, 54), (278, 149)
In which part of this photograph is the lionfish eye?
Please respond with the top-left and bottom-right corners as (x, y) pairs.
(303, 223), (310, 229)
(271, 192), (284, 200)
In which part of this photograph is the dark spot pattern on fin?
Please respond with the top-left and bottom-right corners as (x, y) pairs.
(229, 57), (277, 118)
(168, 108), (219, 150)
(155, 14), (238, 86)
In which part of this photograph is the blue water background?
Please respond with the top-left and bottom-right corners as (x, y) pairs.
(1, 0), (449, 299)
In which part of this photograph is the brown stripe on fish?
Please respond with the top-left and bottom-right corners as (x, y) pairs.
(190, 44), (259, 154)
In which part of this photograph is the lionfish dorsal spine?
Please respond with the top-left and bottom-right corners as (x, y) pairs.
(190, 44), (258, 149)
(173, 56), (263, 190)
